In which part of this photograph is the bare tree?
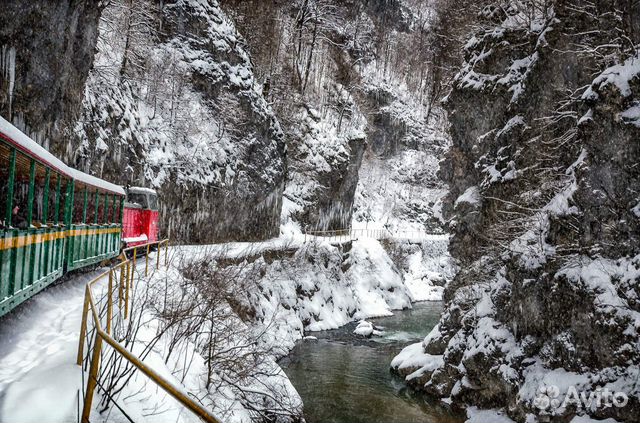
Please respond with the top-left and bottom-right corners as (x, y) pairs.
(92, 248), (301, 422)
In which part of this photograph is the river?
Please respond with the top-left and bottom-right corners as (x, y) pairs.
(279, 302), (463, 423)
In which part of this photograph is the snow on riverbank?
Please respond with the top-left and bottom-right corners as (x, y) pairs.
(217, 237), (416, 355)
(163, 235), (451, 355)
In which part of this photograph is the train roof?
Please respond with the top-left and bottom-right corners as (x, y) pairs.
(0, 116), (125, 196)
(128, 186), (157, 195)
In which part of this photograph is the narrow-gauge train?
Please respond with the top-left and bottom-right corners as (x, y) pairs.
(0, 116), (160, 318)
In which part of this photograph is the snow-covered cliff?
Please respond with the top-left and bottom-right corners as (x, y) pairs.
(75, 0), (286, 242)
(393, 2), (640, 422)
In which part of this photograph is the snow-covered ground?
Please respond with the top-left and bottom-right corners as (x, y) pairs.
(0, 270), (102, 423)
(0, 254), (299, 423)
(0, 230), (452, 423)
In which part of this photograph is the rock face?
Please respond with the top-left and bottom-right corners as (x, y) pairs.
(157, 0), (286, 242)
(353, 82), (450, 234)
(0, 0), (286, 243)
(0, 0), (103, 148)
(221, 0), (445, 235)
(393, 2), (640, 422)
(284, 106), (367, 231)
(75, 0), (286, 242)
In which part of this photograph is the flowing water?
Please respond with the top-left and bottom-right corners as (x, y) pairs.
(280, 302), (464, 423)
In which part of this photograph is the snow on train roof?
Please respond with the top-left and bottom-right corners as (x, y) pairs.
(128, 186), (157, 195)
(0, 116), (125, 196)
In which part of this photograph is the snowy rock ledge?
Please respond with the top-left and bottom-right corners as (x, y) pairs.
(222, 238), (419, 355)
(179, 237), (438, 355)
(390, 327), (444, 386)
(353, 320), (384, 337)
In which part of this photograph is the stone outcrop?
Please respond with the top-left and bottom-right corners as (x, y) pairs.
(393, 2), (640, 422)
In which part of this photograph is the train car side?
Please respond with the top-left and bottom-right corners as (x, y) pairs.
(0, 117), (125, 317)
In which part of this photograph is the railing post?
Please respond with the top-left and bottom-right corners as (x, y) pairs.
(106, 271), (113, 335)
(76, 287), (90, 365)
(156, 242), (161, 270)
(119, 264), (124, 309)
(124, 261), (130, 319)
(131, 248), (137, 289)
(164, 241), (168, 267)
(81, 334), (103, 423)
(145, 244), (150, 276)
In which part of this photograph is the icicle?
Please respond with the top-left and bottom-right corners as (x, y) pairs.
(1, 45), (16, 116)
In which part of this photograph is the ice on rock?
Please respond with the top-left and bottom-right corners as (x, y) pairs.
(1, 45), (16, 115)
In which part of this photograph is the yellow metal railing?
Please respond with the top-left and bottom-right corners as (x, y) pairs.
(76, 239), (221, 423)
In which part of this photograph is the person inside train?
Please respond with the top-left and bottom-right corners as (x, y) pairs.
(0, 180), (7, 229)
(0, 204), (27, 229)
(11, 200), (28, 229)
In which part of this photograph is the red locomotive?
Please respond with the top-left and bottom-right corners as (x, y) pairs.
(122, 186), (160, 247)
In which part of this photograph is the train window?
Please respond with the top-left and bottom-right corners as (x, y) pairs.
(148, 194), (158, 211)
(106, 194), (112, 223)
(96, 191), (104, 224)
(105, 193), (111, 223)
(87, 189), (97, 224)
(97, 191), (106, 224)
(47, 173), (59, 224)
(0, 142), (10, 227)
(127, 193), (148, 209)
(114, 197), (121, 223)
(110, 197), (115, 224)
(32, 163), (47, 227)
(109, 195), (118, 224)
(11, 152), (32, 230)
(58, 179), (70, 224)
(73, 186), (85, 224)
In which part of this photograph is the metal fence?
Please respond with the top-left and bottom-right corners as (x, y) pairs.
(76, 239), (221, 423)
(303, 228), (443, 243)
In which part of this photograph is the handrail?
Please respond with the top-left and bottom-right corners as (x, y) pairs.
(302, 228), (443, 242)
(76, 239), (222, 423)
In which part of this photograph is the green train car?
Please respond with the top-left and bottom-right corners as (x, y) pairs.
(0, 116), (126, 317)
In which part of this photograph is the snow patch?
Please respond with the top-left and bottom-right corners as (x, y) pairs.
(620, 102), (640, 127)
(583, 51), (640, 99)
(465, 407), (516, 423)
(353, 320), (384, 337)
(455, 186), (481, 208)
